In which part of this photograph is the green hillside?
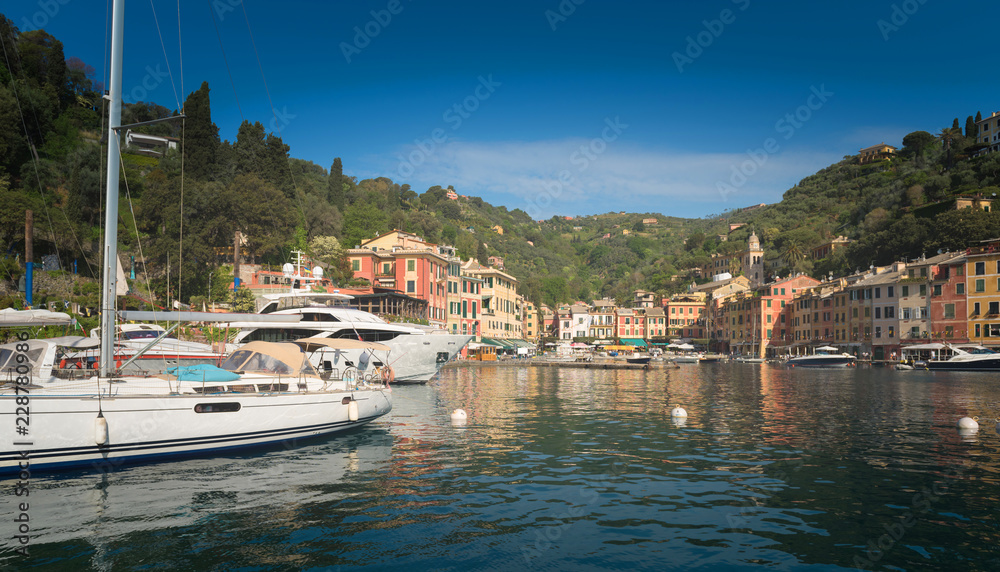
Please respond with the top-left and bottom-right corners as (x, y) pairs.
(3, 13), (1000, 315)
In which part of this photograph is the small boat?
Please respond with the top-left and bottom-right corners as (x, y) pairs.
(894, 362), (914, 370)
(733, 356), (765, 364)
(626, 353), (651, 365)
(671, 353), (702, 364)
(786, 346), (855, 368)
(699, 354), (726, 363)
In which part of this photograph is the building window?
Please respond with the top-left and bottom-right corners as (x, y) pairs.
(901, 285), (909, 297)
(933, 285), (942, 296)
(888, 286), (894, 298)
(407, 260), (415, 272)
(874, 307), (881, 319)
(945, 304), (955, 319)
(974, 302), (981, 315)
(407, 280), (415, 293)
(976, 261), (985, 275)
(957, 283), (965, 295)
(888, 326), (894, 338)
(902, 307), (911, 319)
(875, 326), (881, 339)
(351, 259), (360, 272)
(875, 288), (881, 299)
(990, 301), (1000, 315)
(976, 279), (985, 293)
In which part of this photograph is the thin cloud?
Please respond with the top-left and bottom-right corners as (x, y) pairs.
(356, 140), (841, 219)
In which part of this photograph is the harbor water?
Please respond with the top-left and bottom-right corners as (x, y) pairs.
(4, 363), (1000, 570)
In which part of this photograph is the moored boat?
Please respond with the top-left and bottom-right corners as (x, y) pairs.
(923, 344), (1000, 371)
(786, 346), (855, 368)
(0, 0), (391, 475)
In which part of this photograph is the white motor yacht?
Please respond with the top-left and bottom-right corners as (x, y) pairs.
(227, 292), (472, 383)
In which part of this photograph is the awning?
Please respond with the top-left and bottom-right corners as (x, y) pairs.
(482, 337), (515, 349)
(620, 338), (647, 347)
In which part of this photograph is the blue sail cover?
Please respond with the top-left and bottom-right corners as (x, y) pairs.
(167, 363), (241, 382)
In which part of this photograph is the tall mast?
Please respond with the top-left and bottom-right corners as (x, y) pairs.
(100, 0), (124, 377)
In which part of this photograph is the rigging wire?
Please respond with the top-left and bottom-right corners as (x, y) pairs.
(238, 1), (312, 245)
(148, 0), (185, 304)
(206, 0), (244, 122)
(147, 0), (183, 112)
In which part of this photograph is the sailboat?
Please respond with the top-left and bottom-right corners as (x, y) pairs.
(0, 0), (392, 474)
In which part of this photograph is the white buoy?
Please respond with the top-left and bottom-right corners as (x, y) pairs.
(451, 408), (467, 426)
(95, 413), (109, 446)
(348, 400), (359, 422)
(957, 416), (979, 430)
(671, 406), (688, 418)
(671, 417), (687, 428)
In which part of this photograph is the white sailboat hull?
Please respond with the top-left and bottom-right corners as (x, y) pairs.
(1, 388), (391, 473)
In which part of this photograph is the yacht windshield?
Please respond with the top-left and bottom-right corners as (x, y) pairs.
(221, 349), (293, 374)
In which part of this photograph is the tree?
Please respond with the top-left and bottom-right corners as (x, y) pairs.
(938, 126), (962, 170)
(439, 200), (460, 219)
(182, 82), (220, 180)
(308, 235), (352, 284)
(477, 241), (489, 265)
(901, 131), (935, 157)
(342, 202), (388, 249)
(230, 286), (256, 313)
(966, 115), (977, 139)
(328, 157), (346, 210)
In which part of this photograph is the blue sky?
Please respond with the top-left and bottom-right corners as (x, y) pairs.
(13, 0), (996, 219)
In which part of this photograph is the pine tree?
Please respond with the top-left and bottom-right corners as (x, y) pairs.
(952, 118), (960, 130)
(183, 82), (220, 180)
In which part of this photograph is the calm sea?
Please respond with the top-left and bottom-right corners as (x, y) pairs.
(4, 363), (1000, 571)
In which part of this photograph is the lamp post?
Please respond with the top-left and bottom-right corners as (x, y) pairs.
(208, 270), (213, 310)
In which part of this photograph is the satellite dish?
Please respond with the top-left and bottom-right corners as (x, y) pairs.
(282, 262), (295, 277)
(313, 266), (324, 279)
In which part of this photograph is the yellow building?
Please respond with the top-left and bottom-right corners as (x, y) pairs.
(463, 260), (522, 340)
(966, 241), (1000, 346)
(858, 142), (897, 164)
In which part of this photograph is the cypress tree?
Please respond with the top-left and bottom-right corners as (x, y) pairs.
(966, 116), (977, 139)
(328, 157), (346, 211)
(183, 82), (220, 180)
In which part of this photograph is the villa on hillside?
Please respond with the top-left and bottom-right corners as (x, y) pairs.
(975, 111), (1000, 156)
(858, 143), (897, 164)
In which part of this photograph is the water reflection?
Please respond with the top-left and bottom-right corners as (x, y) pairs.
(5, 364), (1000, 570)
